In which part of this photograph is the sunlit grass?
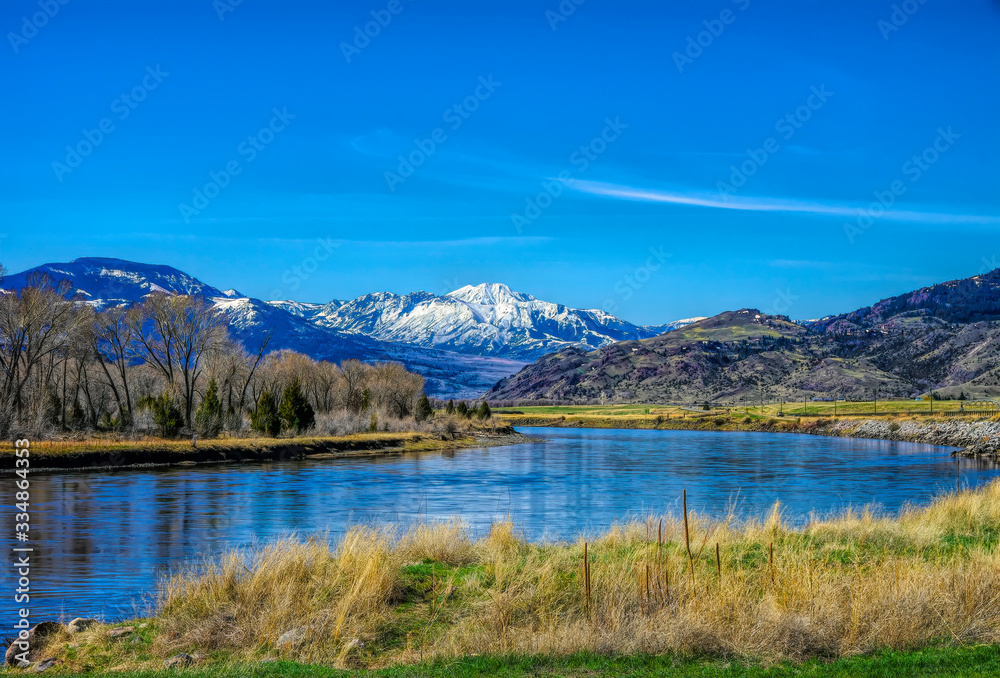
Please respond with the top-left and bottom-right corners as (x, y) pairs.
(35, 481), (1000, 673)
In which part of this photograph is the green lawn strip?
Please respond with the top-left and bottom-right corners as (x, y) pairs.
(74, 645), (1000, 677)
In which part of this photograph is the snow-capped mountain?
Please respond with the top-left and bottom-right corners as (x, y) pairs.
(0, 259), (523, 398)
(1, 257), (224, 307)
(293, 282), (686, 360)
(1, 258), (695, 396)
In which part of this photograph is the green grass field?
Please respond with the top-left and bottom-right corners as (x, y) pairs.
(69, 646), (1000, 677)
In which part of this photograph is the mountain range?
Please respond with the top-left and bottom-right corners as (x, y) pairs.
(0, 258), (699, 398)
(488, 270), (1000, 403)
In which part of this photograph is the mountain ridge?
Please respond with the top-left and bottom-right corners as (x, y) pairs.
(0, 258), (695, 398)
(487, 271), (1000, 404)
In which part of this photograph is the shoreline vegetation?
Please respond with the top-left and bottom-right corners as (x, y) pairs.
(13, 480), (1000, 675)
(0, 424), (523, 472)
(7, 399), (998, 471)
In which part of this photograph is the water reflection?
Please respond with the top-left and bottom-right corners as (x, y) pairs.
(3, 427), (995, 621)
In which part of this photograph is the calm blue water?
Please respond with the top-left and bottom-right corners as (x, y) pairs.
(3, 427), (995, 622)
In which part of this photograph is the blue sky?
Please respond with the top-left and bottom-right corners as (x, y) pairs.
(1, 0), (998, 324)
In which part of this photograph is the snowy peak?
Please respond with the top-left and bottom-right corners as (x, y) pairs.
(447, 282), (534, 305)
(1, 257), (224, 307)
(306, 282), (688, 360)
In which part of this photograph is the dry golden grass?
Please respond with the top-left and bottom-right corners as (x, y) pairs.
(140, 483), (1000, 668)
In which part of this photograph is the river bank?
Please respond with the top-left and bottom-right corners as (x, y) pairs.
(497, 412), (998, 456)
(12, 480), (1000, 674)
(0, 427), (529, 472)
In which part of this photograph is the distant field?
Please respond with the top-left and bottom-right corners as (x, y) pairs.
(498, 399), (992, 420)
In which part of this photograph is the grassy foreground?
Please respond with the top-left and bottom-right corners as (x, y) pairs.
(24, 481), (1000, 674)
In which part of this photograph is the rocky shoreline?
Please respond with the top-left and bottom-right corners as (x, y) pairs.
(822, 418), (1000, 458)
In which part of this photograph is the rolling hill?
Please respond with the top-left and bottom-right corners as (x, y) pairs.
(487, 271), (1000, 404)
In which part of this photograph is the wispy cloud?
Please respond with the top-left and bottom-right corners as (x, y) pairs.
(570, 179), (1000, 225)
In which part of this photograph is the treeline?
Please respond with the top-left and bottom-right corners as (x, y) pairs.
(0, 269), (430, 439)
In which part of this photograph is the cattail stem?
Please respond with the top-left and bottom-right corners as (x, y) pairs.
(584, 542), (591, 615)
(716, 542), (721, 578)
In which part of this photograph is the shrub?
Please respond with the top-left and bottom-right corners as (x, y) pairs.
(415, 394), (434, 422)
(742, 416), (752, 424)
(713, 417), (726, 426)
(194, 378), (223, 437)
(250, 391), (281, 437)
(139, 392), (183, 438)
(279, 378), (315, 434)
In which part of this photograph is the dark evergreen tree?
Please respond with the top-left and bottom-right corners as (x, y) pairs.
(477, 401), (492, 420)
(195, 377), (224, 437)
(139, 392), (184, 438)
(250, 390), (281, 437)
(415, 393), (434, 422)
(456, 401), (469, 418)
(445, 399), (455, 415)
(279, 378), (315, 434)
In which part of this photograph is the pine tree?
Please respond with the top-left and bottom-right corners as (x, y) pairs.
(415, 393), (434, 422)
(478, 401), (491, 420)
(445, 399), (455, 415)
(456, 401), (469, 418)
(195, 378), (224, 437)
(279, 378), (315, 434)
(139, 392), (184, 438)
(361, 388), (371, 412)
(250, 390), (281, 437)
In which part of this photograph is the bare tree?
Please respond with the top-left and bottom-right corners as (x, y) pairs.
(129, 294), (227, 428)
(92, 305), (137, 424)
(0, 274), (80, 435)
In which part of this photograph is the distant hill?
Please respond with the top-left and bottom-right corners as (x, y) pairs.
(487, 272), (1000, 403)
(810, 269), (1000, 333)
